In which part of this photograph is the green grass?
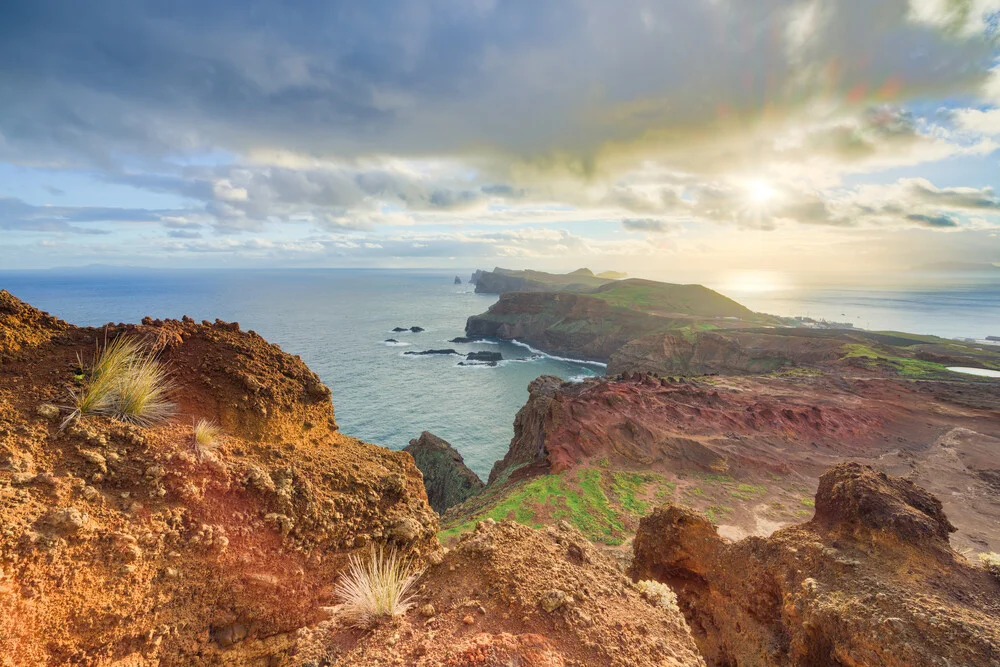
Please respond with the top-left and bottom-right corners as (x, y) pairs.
(654, 482), (677, 503)
(439, 467), (671, 545)
(704, 505), (733, 524)
(589, 281), (753, 318)
(610, 471), (660, 517)
(801, 497), (815, 507)
(841, 343), (948, 378)
(730, 483), (767, 501)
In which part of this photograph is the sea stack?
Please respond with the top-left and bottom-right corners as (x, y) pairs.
(403, 431), (484, 514)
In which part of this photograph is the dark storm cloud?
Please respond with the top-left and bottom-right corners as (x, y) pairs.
(1, 0), (995, 167)
(906, 213), (959, 228)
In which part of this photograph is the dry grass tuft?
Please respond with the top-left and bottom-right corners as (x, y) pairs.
(63, 335), (175, 428)
(191, 419), (222, 460)
(980, 552), (1000, 579)
(334, 547), (422, 628)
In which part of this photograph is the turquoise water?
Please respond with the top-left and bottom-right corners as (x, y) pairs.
(0, 269), (602, 479)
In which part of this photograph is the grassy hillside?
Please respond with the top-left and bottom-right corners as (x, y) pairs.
(589, 279), (756, 318)
(491, 267), (616, 290)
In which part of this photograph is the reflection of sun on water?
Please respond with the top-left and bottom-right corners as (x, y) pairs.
(720, 271), (789, 295)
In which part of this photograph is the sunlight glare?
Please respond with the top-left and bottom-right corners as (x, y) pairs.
(747, 180), (776, 203)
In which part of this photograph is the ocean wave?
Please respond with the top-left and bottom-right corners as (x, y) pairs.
(508, 340), (608, 368)
(383, 341), (411, 347)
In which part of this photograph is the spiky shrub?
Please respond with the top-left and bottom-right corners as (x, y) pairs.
(333, 547), (422, 628)
(64, 336), (175, 428)
(64, 337), (142, 427)
(191, 419), (221, 460)
(980, 552), (1000, 579)
(111, 350), (175, 426)
(636, 579), (679, 613)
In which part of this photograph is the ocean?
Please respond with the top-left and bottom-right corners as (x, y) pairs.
(0, 269), (602, 479)
(2, 269), (998, 479)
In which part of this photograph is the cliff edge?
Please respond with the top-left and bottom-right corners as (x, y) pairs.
(0, 291), (440, 665)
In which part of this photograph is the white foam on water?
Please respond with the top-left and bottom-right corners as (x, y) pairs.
(508, 339), (608, 368)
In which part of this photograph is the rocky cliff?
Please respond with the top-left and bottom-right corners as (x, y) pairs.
(607, 329), (845, 376)
(403, 431), (484, 514)
(630, 463), (1000, 666)
(466, 291), (679, 361)
(0, 291), (440, 665)
(609, 327), (1000, 379)
(464, 371), (1000, 555)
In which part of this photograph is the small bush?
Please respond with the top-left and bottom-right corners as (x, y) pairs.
(334, 547), (422, 628)
(636, 579), (679, 613)
(980, 552), (1000, 578)
(64, 336), (175, 428)
(191, 419), (221, 460)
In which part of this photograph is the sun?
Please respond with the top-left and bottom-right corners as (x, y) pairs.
(747, 180), (776, 203)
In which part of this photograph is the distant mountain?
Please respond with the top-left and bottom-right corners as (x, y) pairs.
(915, 261), (1000, 272)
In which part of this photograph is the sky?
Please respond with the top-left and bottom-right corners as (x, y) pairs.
(1, 0), (1000, 286)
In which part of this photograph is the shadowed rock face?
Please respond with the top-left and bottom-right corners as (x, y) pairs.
(466, 291), (675, 362)
(630, 463), (1000, 667)
(404, 432), (484, 514)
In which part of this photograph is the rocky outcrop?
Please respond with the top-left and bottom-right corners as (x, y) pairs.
(453, 275), (462, 285)
(630, 463), (1000, 666)
(608, 329), (845, 376)
(466, 291), (675, 361)
(0, 293), (439, 665)
(488, 375), (565, 484)
(403, 348), (460, 356)
(0, 290), (67, 360)
(296, 520), (706, 665)
(466, 350), (502, 363)
(403, 432), (484, 514)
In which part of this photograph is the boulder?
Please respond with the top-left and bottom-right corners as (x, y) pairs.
(403, 349), (460, 356)
(629, 463), (1000, 666)
(404, 432), (485, 514)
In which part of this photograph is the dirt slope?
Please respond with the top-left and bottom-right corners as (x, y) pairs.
(295, 519), (705, 666)
(0, 291), (440, 665)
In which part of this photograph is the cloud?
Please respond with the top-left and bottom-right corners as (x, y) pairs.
(906, 213), (959, 227)
(1, 1), (1000, 270)
(621, 218), (680, 233)
(1, 0), (996, 169)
